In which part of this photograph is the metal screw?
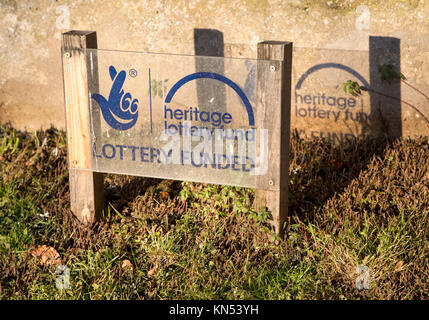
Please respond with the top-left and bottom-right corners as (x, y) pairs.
(270, 65), (277, 72)
(64, 52), (71, 58)
(269, 180), (274, 186)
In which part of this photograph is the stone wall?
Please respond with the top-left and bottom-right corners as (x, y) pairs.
(1, 0), (428, 139)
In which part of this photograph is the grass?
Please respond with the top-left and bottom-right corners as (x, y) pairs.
(0, 123), (427, 300)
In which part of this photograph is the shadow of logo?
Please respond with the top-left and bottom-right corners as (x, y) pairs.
(91, 66), (139, 131)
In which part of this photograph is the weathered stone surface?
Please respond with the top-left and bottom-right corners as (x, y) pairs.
(0, 0), (428, 138)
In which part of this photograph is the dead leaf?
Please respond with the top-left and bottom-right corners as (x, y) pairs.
(160, 191), (170, 199)
(121, 259), (134, 273)
(148, 267), (157, 277)
(329, 159), (343, 170)
(30, 245), (61, 266)
(394, 260), (404, 272)
(148, 259), (160, 277)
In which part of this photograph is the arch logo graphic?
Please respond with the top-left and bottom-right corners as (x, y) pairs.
(164, 72), (255, 126)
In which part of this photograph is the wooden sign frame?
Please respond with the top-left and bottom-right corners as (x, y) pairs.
(61, 30), (292, 235)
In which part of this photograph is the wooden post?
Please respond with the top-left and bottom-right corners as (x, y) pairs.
(62, 30), (104, 224)
(254, 41), (292, 236)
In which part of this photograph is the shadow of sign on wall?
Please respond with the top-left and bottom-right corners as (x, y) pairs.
(292, 36), (402, 143)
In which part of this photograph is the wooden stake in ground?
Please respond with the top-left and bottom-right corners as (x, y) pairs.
(254, 41), (292, 237)
(62, 30), (104, 224)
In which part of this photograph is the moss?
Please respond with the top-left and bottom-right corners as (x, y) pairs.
(242, 0), (270, 13)
(0, 0), (17, 11)
(291, 0), (368, 15)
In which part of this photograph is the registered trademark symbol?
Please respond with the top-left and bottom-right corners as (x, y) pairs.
(129, 69), (137, 77)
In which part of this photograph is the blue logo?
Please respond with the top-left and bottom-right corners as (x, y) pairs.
(91, 66), (139, 130)
(165, 72), (254, 126)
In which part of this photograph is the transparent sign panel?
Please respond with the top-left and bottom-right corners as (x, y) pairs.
(83, 49), (280, 190)
(292, 47), (372, 144)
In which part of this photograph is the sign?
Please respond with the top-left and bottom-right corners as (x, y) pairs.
(84, 49), (280, 190)
(62, 31), (291, 233)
